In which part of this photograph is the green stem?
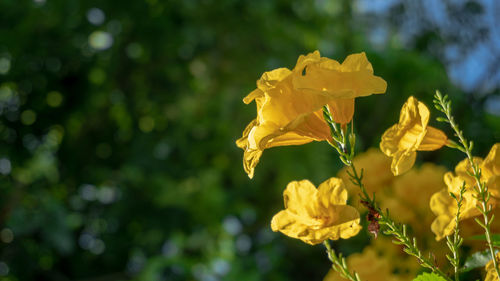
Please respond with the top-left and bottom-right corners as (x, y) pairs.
(447, 183), (465, 281)
(434, 92), (500, 280)
(323, 241), (361, 281)
(348, 164), (452, 281)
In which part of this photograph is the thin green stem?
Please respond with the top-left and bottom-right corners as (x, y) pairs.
(349, 164), (451, 281)
(446, 183), (465, 281)
(323, 241), (361, 281)
(434, 91), (500, 280)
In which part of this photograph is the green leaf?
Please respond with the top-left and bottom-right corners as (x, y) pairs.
(412, 272), (447, 281)
(460, 250), (493, 273)
(468, 234), (500, 246)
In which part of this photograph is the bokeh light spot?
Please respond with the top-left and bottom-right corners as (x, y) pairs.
(0, 228), (14, 243)
(0, 57), (11, 75)
(89, 68), (106, 84)
(88, 31), (113, 50)
(0, 262), (9, 276)
(46, 91), (63, 107)
(20, 110), (37, 125)
(223, 216), (242, 235)
(126, 43), (144, 59)
(139, 116), (155, 133)
(0, 158), (11, 175)
(87, 8), (105, 25)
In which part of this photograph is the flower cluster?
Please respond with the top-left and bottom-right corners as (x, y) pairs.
(237, 50), (386, 245)
(236, 51), (386, 178)
(430, 143), (500, 240)
(237, 50), (499, 280)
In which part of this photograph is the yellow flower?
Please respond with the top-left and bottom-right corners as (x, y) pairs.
(485, 252), (500, 281)
(271, 177), (361, 245)
(323, 246), (410, 281)
(430, 143), (500, 240)
(380, 96), (448, 176)
(237, 51), (387, 178)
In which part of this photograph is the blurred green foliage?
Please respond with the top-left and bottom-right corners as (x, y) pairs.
(0, 0), (498, 280)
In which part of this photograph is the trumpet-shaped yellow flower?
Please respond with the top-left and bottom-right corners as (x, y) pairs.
(380, 96), (448, 176)
(430, 143), (500, 240)
(271, 178), (361, 245)
(237, 51), (387, 178)
(485, 253), (500, 281)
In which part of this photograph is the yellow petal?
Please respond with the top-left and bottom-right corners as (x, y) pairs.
(485, 253), (500, 281)
(243, 88), (263, 105)
(482, 143), (500, 178)
(390, 150), (416, 176)
(283, 180), (318, 216)
(317, 177), (347, 208)
(283, 110), (332, 142)
(430, 189), (457, 240)
(292, 52), (387, 99)
(293, 50), (321, 72)
(431, 214), (455, 241)
(327, 205), (362, 240)
(398, 96), (429, 128)
(417, 126), (448, 151)
(270, 210), (311, 241)
(256, 68), (292, 92)
(327, 98), (355, 125)
(398, 123), (425, 150)
(340, 52), (374, 72)
(242, 149), (262, 179)
(236, 119), (258, 149)
(488, 176), (500, 199)
(380, 124), (399, 156)
(265, 131), (316, 148)
(295, 205), (361, 244)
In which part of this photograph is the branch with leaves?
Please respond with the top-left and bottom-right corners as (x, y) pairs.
(446, 182), (466, 281)
(323, 241), (361, 281)
(322, 105), (452, 281)
(434, 91), (500, 281)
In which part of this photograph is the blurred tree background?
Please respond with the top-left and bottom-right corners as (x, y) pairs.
(0, 0), (499, 280)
